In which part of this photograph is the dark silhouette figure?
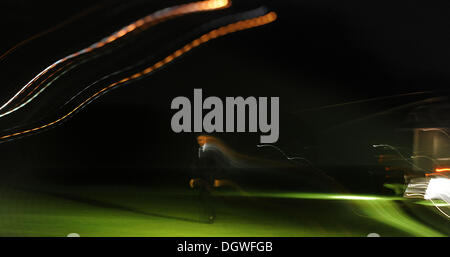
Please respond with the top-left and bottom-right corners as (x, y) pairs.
(190, 135), (228, 224)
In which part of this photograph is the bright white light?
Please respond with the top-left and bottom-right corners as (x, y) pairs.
(331, 195), (380, 201)
(425, 177), (450, 203)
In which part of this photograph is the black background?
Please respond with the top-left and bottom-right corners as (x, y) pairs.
(0, 0), (449, 192)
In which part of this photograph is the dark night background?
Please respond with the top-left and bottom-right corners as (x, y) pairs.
(1, 0), (450, 193)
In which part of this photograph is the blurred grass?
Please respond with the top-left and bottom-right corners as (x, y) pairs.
(0, 185), (446, 236)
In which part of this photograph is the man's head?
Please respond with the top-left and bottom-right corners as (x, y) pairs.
(197, 135), (207, 147)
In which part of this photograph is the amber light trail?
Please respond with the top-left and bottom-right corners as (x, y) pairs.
(0, 11), (277, 141)
(435, 168), (450, 173)
(0, 0), (231, 118)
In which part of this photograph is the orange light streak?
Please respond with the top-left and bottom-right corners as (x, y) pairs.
(435, 167), (450, 173)
(0, 11), (277, 141)
(0, 0), (231, 117)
